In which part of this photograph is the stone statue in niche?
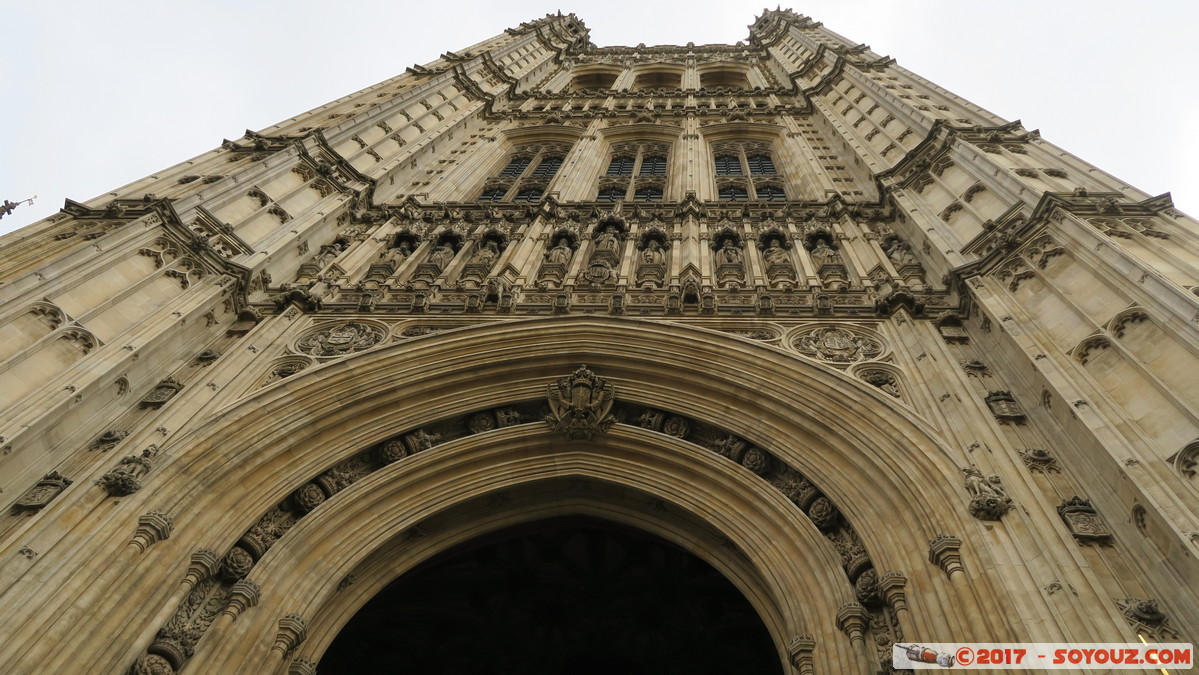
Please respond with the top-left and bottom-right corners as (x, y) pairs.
(427, 243), (455, 270)
(546, 238), (574, 264)
(544, 365), (616, 440)
(641, 240), (665, 265)
(381, 240), (412, 268)
(760, 234), (797, 287)
(539, 236), (577, 287)
(316, 242), (344, 268)
(806, 235), (847, 290)
(962, 466), (1013, 520)
(717, 240), (743, 264)
(469, 240), (499, 265)
(636, 237), (668, 286)
(763, 237), (790, 265)
(809, 239), (837, 262)
(884, 238), (917, 266)
(595, 225), (621, 254)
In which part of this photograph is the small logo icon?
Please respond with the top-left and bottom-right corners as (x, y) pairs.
(897, 644), (956, 667)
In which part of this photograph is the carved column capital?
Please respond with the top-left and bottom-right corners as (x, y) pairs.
(130, 511), (173, 553)
(271, 614), (308, 658)
(787, 634), (816, 675)
(879, 570), (909, 613)
(928, 534), (964, 579)
(288, 656), (318, 675)
(836, 601), (869, 646)
(222, 580), (261, 620)
(183, 548), (221, 588)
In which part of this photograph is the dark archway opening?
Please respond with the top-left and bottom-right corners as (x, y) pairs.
(319, 516), (783, 675)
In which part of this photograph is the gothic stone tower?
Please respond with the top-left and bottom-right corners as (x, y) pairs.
(1, 10), (1197, 674)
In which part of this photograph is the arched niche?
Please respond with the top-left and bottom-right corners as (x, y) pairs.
(568, 66), (623, 93)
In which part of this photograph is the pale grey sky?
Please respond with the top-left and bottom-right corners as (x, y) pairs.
(2, 0), (1196, 235)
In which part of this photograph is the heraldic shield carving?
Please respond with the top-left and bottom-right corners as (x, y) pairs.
(544, 365), (616, 440)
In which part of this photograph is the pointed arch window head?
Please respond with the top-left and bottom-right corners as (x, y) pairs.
(514, 187), (543, 203)
(596, 187), (625, 202)
(634, 185), (663, 202)
(477, 144), (572, 202)
(478, 187), (507, 202)
(598, 143), (671, 202)
(712, 143), (785, 202)
(607, 156), (635, 176)
(714, 155), (743, 175)
(756, 185), (786, 201)
(719, 185), (749, 201)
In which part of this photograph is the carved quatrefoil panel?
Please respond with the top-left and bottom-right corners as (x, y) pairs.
(787, 324), (887, 365)
(294, 320), (388, 357)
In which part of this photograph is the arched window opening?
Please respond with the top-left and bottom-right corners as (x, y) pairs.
(639, 155), (667, 176)
(499, 156), (531, 177)
(531, 156), (563, 177)
(747, 154), (776, 175)
(607, 156), (635, 176)
(714, 155), (743, 175)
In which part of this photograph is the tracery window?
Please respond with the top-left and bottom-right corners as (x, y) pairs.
(596, 142), (670, 202)
(476, 143), (570, 203)
(606, 156), (635, 176)
(711, 141), (787, 201)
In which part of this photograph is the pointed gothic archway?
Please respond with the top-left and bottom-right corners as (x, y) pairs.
(317, 515), (784, 675)
(9, 317), (1015, 675)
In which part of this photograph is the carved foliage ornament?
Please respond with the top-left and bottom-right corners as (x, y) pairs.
(295, 322), (386, 357)
(545, 365), (616, 440)
(794, 326), (883, 364)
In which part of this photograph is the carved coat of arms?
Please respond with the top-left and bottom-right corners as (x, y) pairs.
(544, 365), (616, 440)
(795, 327), (883, 363)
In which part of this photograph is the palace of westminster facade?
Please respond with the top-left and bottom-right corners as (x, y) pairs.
(0, 9), (1196, 674)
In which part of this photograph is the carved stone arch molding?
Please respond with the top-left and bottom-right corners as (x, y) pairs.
(2, 317), (1016, 674)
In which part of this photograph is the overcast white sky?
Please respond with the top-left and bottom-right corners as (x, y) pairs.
(2, 0), (1196, 235)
